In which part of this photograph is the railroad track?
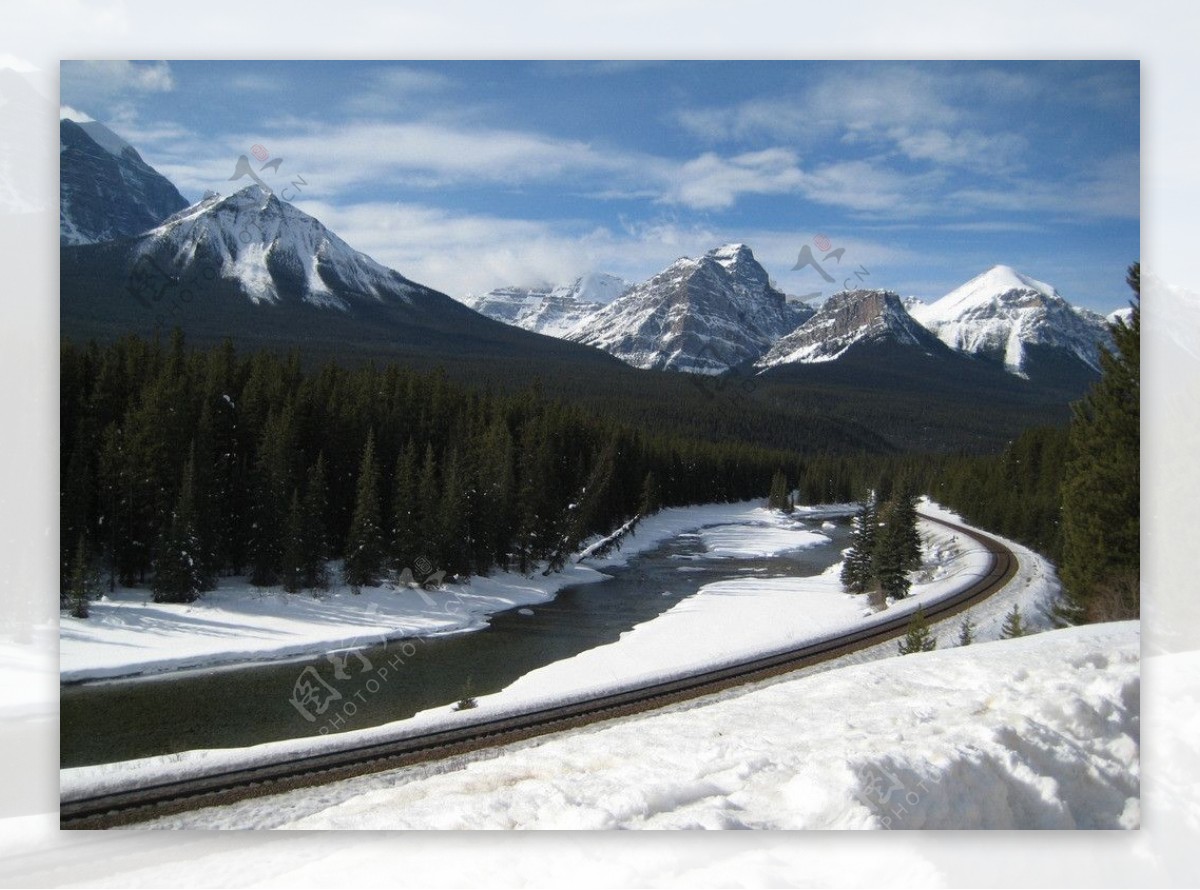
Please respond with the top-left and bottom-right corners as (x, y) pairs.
(60, 512), (1016, 829)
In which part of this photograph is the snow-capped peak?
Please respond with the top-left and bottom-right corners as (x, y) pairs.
(709, 242), (752, 267)
(134, 184), (416, 309)
(566, 244), (807, 374)
(910, 266), (1111, 376)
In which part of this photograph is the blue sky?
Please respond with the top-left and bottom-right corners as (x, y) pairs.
(60, 60), (1139, 312)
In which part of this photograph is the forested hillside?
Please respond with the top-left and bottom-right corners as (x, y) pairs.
(60, 333), (812, 602)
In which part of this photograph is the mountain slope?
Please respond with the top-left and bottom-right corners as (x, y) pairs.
(60, 118), (189, 245)
(59, 185), (625, 376)
(757, 289), (945, 366)
(567, 244), (813, 374)
(462, 273), (627, 337)
(909, 265), (1111, 379)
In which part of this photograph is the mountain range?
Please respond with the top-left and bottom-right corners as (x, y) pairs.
(59, 117), (1114, 452)
(474, 248), (1113, 390)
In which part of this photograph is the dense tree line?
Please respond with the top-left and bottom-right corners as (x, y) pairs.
(1058, 265), (1140, 621)
(61, 333), (807, 606)
(926, 265), (1139, 623)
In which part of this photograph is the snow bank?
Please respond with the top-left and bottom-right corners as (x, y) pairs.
(59, 501), (834, 683)
(60, 499), (1043, 801)
(143, 621), (1140, 829)
(59, 563), (611, 683)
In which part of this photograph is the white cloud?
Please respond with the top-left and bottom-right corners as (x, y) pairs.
(290, 196), (924, 303)
(948, 152), (1139, 221)
(667, 149), (807, 210)
(61, 60), (174, 98)
(59, 105), (93, 122)
(888, 127), (1027, 174)
(342, 66), (455, 115)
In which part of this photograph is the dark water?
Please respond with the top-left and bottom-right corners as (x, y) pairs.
(60, 514), (850, 768)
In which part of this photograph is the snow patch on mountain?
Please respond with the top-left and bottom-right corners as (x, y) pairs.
(462, 273), (628, 338)
(910, 265), (1112, 376)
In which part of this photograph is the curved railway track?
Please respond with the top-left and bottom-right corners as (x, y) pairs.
(60, 512), (1017, 829)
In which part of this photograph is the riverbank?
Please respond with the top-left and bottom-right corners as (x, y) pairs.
(61, 499), (1059, 800)
(60, 500), (836, 683)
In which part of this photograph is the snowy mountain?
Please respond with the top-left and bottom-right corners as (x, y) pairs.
(566, 244), (814, 374)
(126, 185), (422, 310)
(462, 273), (628, 338)
(60, 117), (189, 245)
(757, 288), (944, 367)
(60, 184), (622, 372)
(909, 265), (1112, 378)
(1107, 306), (1134, 327)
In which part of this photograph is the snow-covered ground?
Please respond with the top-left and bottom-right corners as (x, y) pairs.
(139, 621), (1140, 829)
(59, 500), (831, 683)
(60, 497), (1062, 805)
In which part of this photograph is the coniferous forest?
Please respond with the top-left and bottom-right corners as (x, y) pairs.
(61, 332), (813, 604)
(60, 264), (1140, 626)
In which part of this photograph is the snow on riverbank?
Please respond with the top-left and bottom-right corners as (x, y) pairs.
(143, 621), (1141, 829)
(59, 500), (830, 683)
(60, 499), (1053, 801)
(59, 563), (611, 683)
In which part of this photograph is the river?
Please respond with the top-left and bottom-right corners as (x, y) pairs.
(60, 515), (850, 768)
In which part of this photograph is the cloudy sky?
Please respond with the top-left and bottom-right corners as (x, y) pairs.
(61, 60), (1139, 311)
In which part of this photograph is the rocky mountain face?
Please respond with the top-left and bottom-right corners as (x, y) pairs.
(60, 117), (189, 245)
(757, 289), (945, 367)
(566, 244), (813, 374)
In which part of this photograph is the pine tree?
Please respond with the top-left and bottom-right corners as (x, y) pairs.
(152, 453), (208, 603)
(891, 490), (923, 571)
(841, 493), (878, 594)
(280, 489), (307, 593)
(639, 470), (662, 516)
(957, 616), (974, 646)
(874, 499), (913, 600)
(1000, 603), (1026, 639)
(389, 442), (420, 575)
(437, 447), (470, 576)
(415, 442), (440, 570)
(768, 469), (790, 512)
(249, 405), (297, 586)
(344, 431), (385, 589)
(65, 534), (100, 619)
(898, 609), (937, 655)
(1060, 262), (1140, 622)
(300, 453), (331, 589)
